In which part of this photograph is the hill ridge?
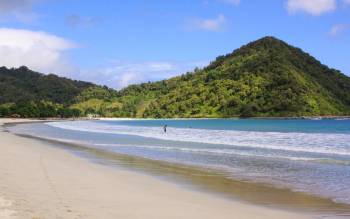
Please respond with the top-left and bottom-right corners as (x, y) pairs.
(117, 36), (350, 118)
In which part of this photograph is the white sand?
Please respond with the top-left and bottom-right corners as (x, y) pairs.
(0, 119), (312, 219)
(0, 197), (16, 219)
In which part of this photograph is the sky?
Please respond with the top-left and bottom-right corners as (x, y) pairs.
(0, 0), (349, 89)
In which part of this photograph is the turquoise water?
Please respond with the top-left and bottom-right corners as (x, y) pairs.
(9, 119), (350, 205)
(105, 118), (350, 133)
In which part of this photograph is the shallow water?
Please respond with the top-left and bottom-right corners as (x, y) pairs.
(8, 119), (350, 206)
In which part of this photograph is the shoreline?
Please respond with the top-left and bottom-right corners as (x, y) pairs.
(0, 120), (349, 218)
(99, 116), (350, 120)
(0, 118), (312, 219)
(9, 123), (350, 216)
(1, 114), (350, 122)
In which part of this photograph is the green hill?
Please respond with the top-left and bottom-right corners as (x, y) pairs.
(0, 66), (117, 118)
(1, 36), (350, 118)
(112, 36), (350, 118)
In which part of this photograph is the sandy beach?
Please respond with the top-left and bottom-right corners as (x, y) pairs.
(0, 119), (314, 219)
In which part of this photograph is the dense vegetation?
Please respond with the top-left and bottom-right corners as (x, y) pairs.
(0, 66), (118, 118)
(105, 36), (350, 118)
(1, 36), (350, 118)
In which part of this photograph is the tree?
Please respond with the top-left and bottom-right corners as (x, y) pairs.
(0, 106), (9, 117)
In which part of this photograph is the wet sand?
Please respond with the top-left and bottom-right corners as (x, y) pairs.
(0, 119), (338, 218)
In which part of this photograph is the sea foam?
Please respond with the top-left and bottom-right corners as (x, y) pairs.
(48, 121), (350, 157)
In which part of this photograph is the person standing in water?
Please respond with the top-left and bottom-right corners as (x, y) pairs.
(163, 125), (167, 133)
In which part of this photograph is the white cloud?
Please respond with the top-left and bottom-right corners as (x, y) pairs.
(329, 24), (348, 36)
(219, 0), (240, 6)
(185, 14), (227, 32)
(286, 0), (336, 15)
(77, 60), (208, 89)
(0, 0), (43, 22)
(0, 28), (76, 74)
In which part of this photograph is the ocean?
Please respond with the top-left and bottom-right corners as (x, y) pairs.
(8, 119), (350, 206)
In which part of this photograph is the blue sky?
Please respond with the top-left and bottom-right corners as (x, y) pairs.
(0, 0), (349, 89)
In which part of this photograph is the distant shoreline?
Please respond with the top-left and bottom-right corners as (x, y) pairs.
(100, 115), (350, 120)
(2, 115), (350, 122)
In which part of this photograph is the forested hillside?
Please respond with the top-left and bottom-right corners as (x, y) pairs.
(108, 36), (350, 118)
(0, 66), (117, 118)
(1, 36), (350, 118)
